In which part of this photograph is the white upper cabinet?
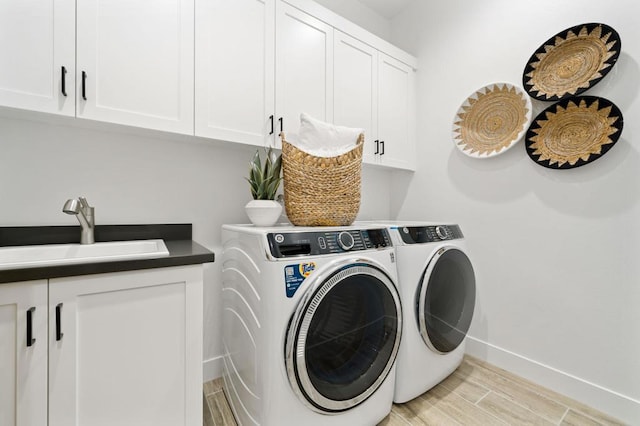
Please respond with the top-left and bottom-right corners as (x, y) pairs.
(333, 32), (416, 170)
(0, 280), (48, 426)
(0, 0), (75, 116)
(0, 0), (416, 169)
(76, 0), (194, 134)
(333, 30), (378, 164)
(195, 0), (335, 148)
(275, 0), (333, 143)
(377, 53), (415, 170)
(195, 0), (275, 146)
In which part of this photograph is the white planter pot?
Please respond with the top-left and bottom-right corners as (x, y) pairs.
(245, 200), (283, 227)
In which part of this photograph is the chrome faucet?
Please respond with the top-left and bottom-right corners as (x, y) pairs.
(62, 197), (95, 244)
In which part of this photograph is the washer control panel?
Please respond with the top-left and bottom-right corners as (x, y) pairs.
(397, 225), (464, 244)
(267, 228), (392, 258)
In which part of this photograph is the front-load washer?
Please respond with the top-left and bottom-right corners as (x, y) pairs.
(376, 222), (476, 403)
(221, 224), (402, 426)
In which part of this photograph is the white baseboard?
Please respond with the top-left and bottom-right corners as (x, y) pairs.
(203, 355), (224, 383)
(465, 336), (640, 425)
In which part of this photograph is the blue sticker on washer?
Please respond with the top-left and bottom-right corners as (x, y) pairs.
(284, 262), (316, 298)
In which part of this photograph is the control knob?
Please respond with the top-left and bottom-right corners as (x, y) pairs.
(435, 226), (448, 240)
(337, 231), (355, 251)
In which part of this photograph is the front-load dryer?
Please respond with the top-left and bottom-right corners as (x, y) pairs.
(378, 222), (476, 403)
(221, 224), (402, 425)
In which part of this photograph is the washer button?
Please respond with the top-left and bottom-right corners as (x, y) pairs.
(318, 237), (326, 249)
(435, 226), (447, 240)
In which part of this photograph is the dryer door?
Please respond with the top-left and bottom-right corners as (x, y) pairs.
(417, 246), (476, 354)
(285, 259), (402, 413)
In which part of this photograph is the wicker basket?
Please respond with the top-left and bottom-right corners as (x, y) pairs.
(281, 133), (364, 226)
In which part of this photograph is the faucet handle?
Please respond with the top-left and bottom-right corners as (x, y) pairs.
(78, 197), (91, 209)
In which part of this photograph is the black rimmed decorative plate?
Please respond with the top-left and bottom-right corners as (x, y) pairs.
(525, 96), (623, 169)
(452, 83), (532, 158)
(523, 23), (621, 101)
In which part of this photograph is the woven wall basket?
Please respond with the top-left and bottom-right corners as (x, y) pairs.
(522, 22), (621, 101)
(525, 96), (623, 169)
(281, 134), (364, 226)
(452, 82), (532, 158)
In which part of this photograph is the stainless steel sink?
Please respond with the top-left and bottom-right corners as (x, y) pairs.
(0, 239), (169, 270)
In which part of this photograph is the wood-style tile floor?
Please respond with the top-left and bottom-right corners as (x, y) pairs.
(203, 355), (625, 426)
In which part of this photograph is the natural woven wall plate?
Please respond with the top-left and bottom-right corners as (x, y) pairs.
(523, 23), (621, 101)
(525, 96), (623, 169)
(452, 83), (532, 158)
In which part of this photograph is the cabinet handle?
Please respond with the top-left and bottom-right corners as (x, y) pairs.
(380, 140), (385, 155)
(278, 117), (283, 133)
(269, 115), (274, 135)
(81, 71), (87, 101)
(26, 307), (36, 347)
(374, 140), (379, 154)
(61, 66), (67, 97)
(55, 303), (64, 341)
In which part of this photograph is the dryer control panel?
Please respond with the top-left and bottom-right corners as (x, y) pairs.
(397, 225), (464, 244)
(267, 228), (392, 258)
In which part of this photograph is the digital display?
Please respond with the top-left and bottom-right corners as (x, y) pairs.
(367, 229), (387, 247)
(408, 227), (429, 243)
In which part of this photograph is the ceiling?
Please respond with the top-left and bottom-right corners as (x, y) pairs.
(356, 0), (416, 19)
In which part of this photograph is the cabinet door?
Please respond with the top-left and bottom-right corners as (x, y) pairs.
(378, 53), (415, 170)
(76, 0), (194, 134)
(49, 266), (203, 426)
(195, 0), (275, 147)
(0, 280), (48, 426)
(0, 0), (75, 116)
(276, 0), (333, 144)
(333, 30), (378, 164)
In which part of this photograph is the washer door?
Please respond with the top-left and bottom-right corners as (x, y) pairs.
(285, 259), (402, 413)
(417, 246), (476, 354)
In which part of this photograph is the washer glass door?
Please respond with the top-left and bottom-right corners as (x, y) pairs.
(417, 247), (476, 354)
(286, 261), (401, 413)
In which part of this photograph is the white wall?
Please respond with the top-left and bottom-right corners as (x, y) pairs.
(391, 0), (639, 422)
(313, 0), (391, 41)
(0, 110), (393, 380)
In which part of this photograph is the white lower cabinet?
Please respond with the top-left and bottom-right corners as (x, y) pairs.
(0, 266), (203, 426)
(0, 280), (48, 426)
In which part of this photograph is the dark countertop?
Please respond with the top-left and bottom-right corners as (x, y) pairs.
(0, 224), (215, 284)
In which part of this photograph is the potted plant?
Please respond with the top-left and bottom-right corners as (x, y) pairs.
(245, 147), (283, 226)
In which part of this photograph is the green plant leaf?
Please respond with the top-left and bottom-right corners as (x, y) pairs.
(251, 150), (262, 171)
(245, 177), (259, 199)
(246, 147), (282, 200)
(272, 154), (282, 177)
(265, 177), (282, 199)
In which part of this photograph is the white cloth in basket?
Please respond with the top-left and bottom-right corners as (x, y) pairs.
(286, 113), (363, 157)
